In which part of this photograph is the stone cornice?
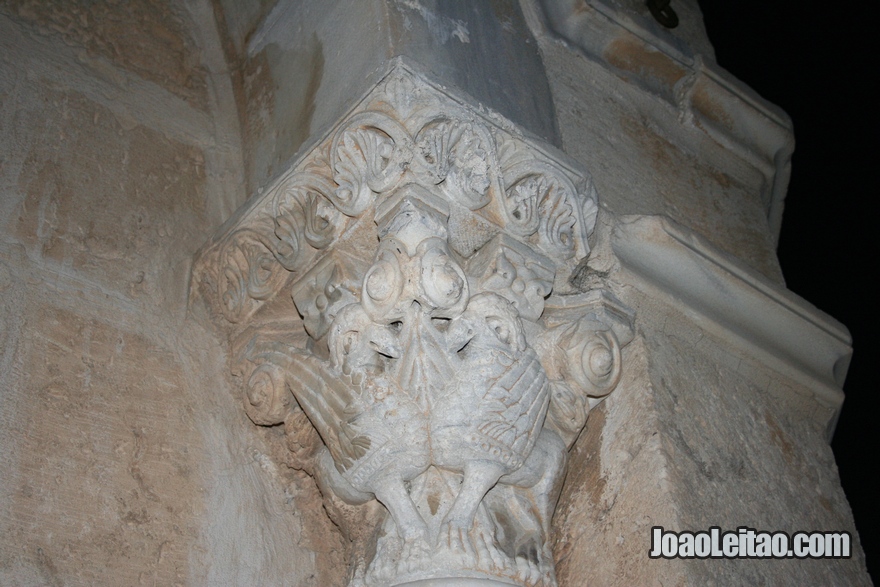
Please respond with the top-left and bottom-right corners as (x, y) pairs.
(612, 215), (850, 439)
(537, 0), (794, 243)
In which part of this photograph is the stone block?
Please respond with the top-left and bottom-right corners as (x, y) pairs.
(0, 0), (209, 110)
(0, 304), (202, 586)
(10, 87), (208, 303)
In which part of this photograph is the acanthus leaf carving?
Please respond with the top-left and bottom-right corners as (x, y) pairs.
(537, 173), (578, 258)
(502, 160), (596, 259)
(217, 228), (290, 323)
(330, 112), (412, 216)
(331, 129), (381, 216)
(271, 193), (305, 271)
(413, 118), (495, 210)
(502, 173), (543, 237)
(274, 172), (342, 252)
(192, 64), (631, 587)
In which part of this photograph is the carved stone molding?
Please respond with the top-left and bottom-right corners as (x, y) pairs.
(537, 0), (794, 242)
(192, 62), (632, 587)
(611, 214), (848, 439)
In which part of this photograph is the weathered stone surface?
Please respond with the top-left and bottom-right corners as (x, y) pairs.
(214, 0), (558, 197)
(0, 304), (202, 585)
(0, 245), (333, 586)
(551, 297), (868, 585)
(610, 214), (849, 436)
(528, 0), (789, 282)
(8, 86), (207, 302)
(545, 207), (868, 584)
(554, 340), (687, 587)
(0, 5), (323, 584)
(191, 64), (629, 587)
(648, 306), (868, 585)
(0, 0), (868, 585)
(0, 0), (209, 110)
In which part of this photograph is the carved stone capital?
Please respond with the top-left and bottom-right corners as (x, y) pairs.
(192, 62), (632, 587)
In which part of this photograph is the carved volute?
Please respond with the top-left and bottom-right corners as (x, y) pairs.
(192, 63), (634, 587)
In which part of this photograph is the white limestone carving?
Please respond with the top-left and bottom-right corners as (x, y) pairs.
(466, 234), (555, 322)
(192, 64), (633, 587)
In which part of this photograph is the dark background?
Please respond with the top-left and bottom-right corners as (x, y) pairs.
(697, 0), (878, 580)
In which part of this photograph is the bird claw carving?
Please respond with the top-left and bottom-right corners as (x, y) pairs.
(399, 527), (432, 573)
(203, 71), (636, 587)
(474, 526), (506, 571)
(515, 552), (543, 587)
(441, 516), (478, 568)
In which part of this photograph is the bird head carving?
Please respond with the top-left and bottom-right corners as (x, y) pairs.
(447, 292), (527, 355)
(329, 303), (401, 377)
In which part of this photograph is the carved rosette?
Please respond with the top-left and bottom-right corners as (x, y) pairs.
(191, 64), (632, 587)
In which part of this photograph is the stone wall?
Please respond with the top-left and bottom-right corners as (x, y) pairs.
(522, 2), (869, 583)
(551, 258), (866, 584)
(0, 0), (869, 585)
(524, 0), (789, 283)
(0, 2), (331, 584)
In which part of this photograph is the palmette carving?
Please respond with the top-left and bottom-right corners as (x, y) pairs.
(271, 202), (304, 271)
(413, 119), (495, 210)
(192, 65), (631, 587)
(199, 71), (599, 324)
(330, 113), (411, 216)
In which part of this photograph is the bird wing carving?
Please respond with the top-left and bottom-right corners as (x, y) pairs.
(473, 346), (550, 463)
(285, 351), (373, 471)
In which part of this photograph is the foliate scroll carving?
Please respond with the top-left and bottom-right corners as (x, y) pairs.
(192, 64), (631, 587)
(194, 66), (601, 326)
(502, 160), (596, 260)
(413, 118), (495, 210)
(244, 361), (292, 426)
(539, 292), (636, 449)
(276, 171), (342, 251)
(217, 228), (291, 323)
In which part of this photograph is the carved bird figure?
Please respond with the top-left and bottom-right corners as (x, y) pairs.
(286, 303), (433, 560)
(432, 292), (551, 556)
